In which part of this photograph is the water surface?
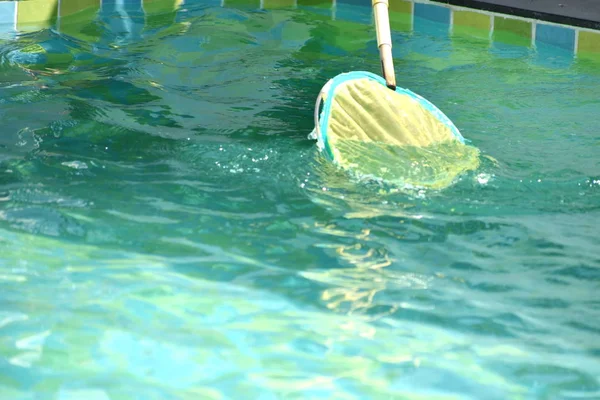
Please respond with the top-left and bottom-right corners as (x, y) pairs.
(1, 1), (599, 399)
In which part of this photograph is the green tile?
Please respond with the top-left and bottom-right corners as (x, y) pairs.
(578, 30), (600, 54)
(389, 0), (411, 14)
(297, 0), (332, 7)
(454, 10), (491, 30)
(263, 0), (295, 8)
(574, 54), (600, 74)
(453, 10), (491, 40)
(60, 0), (99, 17)
(493, 16), (531, 47)
(17, 0), (58, 31)
(389, 0), (412, 32)
(224, 0), (260, 7)
(59, 3), (100, 42)
(143, 0), (178, 15)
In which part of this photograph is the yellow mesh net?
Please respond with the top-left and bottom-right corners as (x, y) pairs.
(313, 72), (480, 190)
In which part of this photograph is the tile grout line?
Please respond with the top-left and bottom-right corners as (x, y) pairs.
(57, 0), (62, 32)
(332, 0), (336, 21)
(410, 1), (414, 31)
(14, 0), (17, 32)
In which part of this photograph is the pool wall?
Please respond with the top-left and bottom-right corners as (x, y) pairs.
(330, 0), (600, 60)
(0, 0), (599, 61)
(431, 0), (600, 30)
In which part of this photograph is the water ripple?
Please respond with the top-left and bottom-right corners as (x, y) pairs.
(0, 3), (600, 399)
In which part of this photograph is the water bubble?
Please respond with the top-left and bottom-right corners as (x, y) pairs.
(477, 173), (490, 185)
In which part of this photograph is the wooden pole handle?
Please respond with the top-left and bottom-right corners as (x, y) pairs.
(372, 0), (396, 90)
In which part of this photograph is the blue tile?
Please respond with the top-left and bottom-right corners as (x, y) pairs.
(0, 2), (16, 29)
(337, 0), (366, 6)
(101, 0), (143, 11)
(335, 3), (371, 25)
(412, 17), (451, 57)
(414, 15), (449, 39)
(535, 23), (575, 52)
(533, 41), (574, 69)
(414, 3), (450, 25)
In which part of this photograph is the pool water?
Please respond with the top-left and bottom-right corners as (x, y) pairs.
(1, 1), (599, 398)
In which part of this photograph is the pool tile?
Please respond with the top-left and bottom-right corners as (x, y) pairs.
(389, 0), (411, 32)
(143, 0), (179, 14)
(414, 3), (450, 25)
(102, 0), (142, 5)
(59, 0), (101, 41)
(413, 3), (451, 41)
(412, 14), (451, 58)
(297, 0), (332, 18)
(578, 30), (600, 54)
(533, 40), (574, 68)
(453, 9), (491, 40)
(335, 2), (371, 25)
(389, 0), (411, 13)
(535, 23), (575, 52)
(0, 2), (16, 31)
(489, 40), (532, 59)
(493, 16), (531, 47)
(336, 0), (363, 6)
(224, 0), (261, 8)
(263, 0), (295, 8)
(60, 0), (100, 17)
(297, 0), (331, 7)
(16, 0), (58, 31)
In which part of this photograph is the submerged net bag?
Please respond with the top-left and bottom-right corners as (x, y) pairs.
(311, 71), (480, 190)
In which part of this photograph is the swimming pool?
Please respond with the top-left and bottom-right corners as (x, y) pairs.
(1, 0), (599, 398)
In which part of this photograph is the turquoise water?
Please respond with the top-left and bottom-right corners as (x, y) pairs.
(1, 2), (600, 398)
